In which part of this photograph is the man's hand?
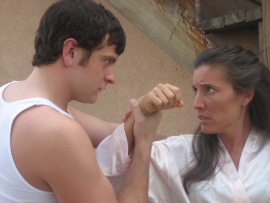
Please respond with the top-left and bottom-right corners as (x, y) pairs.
(129, 99), (162, 143)
(139, 83), (184, 116)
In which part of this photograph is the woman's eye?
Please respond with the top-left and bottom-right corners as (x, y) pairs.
(207, 87), (215, 94)
(192, 87), (198, 95)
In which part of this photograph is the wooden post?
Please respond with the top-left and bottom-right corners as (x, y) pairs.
(261, 0), (270, 68)
(104, 0), (209, 73)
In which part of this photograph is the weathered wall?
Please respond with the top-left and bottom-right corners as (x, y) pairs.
(104, 0), (210, 74)
(0, 0), (198, 136)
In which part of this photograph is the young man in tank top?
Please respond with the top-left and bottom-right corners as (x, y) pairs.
(0, 0), (182, 202)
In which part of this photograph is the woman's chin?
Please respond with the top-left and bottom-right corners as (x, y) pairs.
(200, 126), (214, 134)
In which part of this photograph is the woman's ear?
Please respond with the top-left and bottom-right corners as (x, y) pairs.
(62, 38), (78, 66)
(241, 89), (254, 106)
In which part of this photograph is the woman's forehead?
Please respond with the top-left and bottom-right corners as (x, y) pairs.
(193, 65), (229, 85)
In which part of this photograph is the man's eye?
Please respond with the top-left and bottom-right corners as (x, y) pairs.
(104, 59), (111, 64)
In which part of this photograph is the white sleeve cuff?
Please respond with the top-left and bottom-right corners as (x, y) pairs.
(96, 123), (132, 176)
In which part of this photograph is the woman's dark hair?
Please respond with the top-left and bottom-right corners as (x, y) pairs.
(32, 0), (126, 66)
(183, 44), (270, 193)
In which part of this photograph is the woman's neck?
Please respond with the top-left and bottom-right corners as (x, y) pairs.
(219, 117), (252, 169)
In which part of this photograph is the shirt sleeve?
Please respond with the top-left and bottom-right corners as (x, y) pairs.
(95, 123), (132, 176)
(148, 136), (191, 203)
(148, 142), (173, 203)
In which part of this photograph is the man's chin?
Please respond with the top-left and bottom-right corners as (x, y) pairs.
(88, 98), (97, 104)
(79, 96), (98, 104)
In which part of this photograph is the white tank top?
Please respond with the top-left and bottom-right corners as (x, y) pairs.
(0, 81), (71, 202)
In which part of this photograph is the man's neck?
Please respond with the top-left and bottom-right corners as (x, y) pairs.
(18, 62), (71, 111)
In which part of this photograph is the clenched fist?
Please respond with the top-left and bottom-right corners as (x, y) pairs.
(139, 83), (184, 116)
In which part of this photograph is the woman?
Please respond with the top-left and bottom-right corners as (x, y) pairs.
(148, 44), (270, 202)
(97, 45), (270, 202)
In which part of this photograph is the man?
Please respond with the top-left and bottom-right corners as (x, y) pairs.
(0, 0), (182, 202)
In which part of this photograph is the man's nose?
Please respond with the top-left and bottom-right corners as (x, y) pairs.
(105, 68), (115, 84)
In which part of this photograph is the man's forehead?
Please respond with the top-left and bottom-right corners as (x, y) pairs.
(97, 34), (111, 48)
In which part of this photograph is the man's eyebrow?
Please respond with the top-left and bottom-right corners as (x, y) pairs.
(102, 52), (118, 58)
(106, 56), (117, 62)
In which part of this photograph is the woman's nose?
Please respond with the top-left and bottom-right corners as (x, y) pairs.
(193, 93), (204, 109)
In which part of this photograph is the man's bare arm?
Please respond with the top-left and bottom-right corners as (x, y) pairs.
(68, 106), (119, 148)
(13, 103), (161, 203)
(68, 83), (183, 150)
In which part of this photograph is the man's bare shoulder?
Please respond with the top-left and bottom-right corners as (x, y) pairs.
(12, 105), (95, 160)
(11, 105), (98, 192)
(13, 105), (86, 138)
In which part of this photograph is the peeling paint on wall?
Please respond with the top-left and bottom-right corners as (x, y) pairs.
(141, 0), (211, 54)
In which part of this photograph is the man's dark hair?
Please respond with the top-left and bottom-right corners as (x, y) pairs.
(32, 0), (126, 66)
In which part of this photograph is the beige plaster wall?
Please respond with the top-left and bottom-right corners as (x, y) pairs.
(0, 0), (198, 136)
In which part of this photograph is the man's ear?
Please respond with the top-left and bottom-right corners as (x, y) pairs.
(62, 38), (78, 66)
(242, 89), (254, 106)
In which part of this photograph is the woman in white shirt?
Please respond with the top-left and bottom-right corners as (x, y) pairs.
(147, 44), (270, 203)
(97, 45), (270, 202)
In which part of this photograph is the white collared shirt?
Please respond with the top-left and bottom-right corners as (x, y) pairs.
(149, 128), (270, 203)
(96, 126), (270, 203)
